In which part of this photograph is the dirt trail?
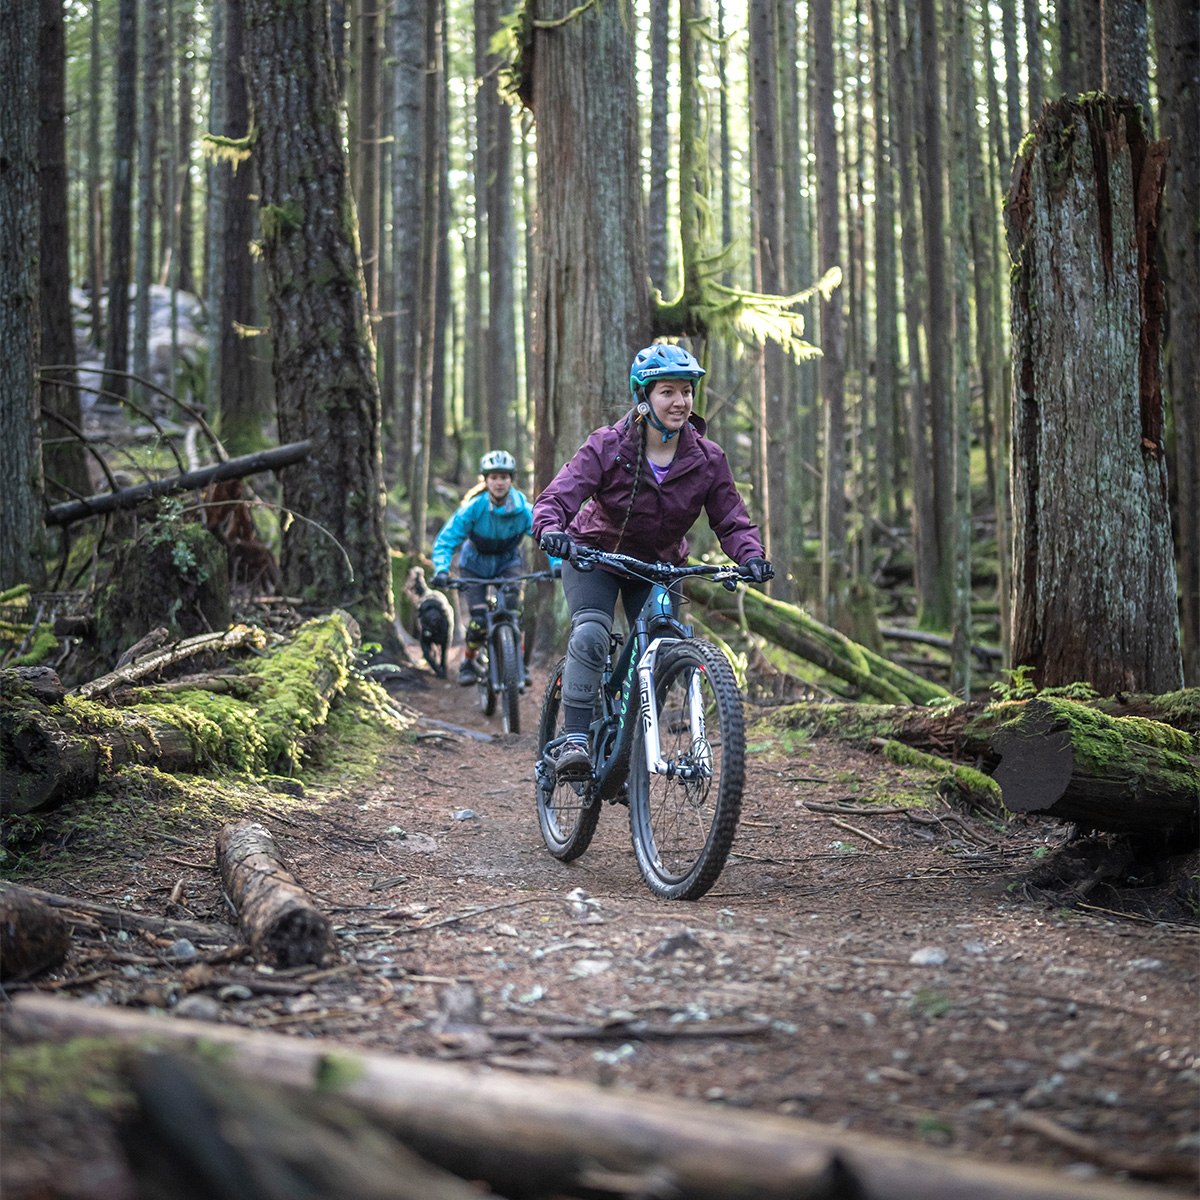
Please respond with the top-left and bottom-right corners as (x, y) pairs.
(5, 653), (1198, 1195)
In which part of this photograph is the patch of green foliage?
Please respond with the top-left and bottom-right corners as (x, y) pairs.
(1, 1038), (132, 1113)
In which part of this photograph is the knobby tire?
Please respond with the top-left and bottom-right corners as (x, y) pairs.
(497, 623), (521, 734)
(535, 657), (600, 861)
(628, 638), (745, 900)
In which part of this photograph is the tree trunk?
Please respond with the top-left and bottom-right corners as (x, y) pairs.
(243, 0), (396, 648)
(216, 821), (332, 966)
(218, 0), (262, 456)
(916, 0), (951, 626)
(870, 0), (897, 531)
(1102, 0), (1149, 115)
(813, 0), (846, 627)
(1025, 0), (1042, 130)
(390, 0), (423, 483)
(948, 0), (971, 697)
(0, 885), (70, 982)
(529, 0), (650, 483)
(132, 0), (161, 409)
(101, 0), (137, 405)
(1077, 0), (1105, 92)
(484, 0), (517, 458)
(990, 698), (1198, 843)
(886, 0), (935, 622)
(86, 0), (104, 346)
(999, 0), (1022, 159)
(1006, 96), (1182, 694)
(357, 0), (382, 313)
(39, 0), (90, 505)
(1154, 0), (1200, 687)
(647, 0), (670, 295)
(409, 0), (440, 554)
(176, 3), (196, 296)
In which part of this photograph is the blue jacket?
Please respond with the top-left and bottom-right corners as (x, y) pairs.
(432, 487), (537, 578)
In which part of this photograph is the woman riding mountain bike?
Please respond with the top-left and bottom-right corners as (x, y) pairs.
(532, 343), (773, 783)
(432, 450), (543, 686)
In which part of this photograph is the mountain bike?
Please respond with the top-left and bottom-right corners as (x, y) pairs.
(446, 572), (554, 735)
(534, 548), (754, 901)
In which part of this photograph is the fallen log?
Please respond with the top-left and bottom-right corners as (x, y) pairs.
(0, 884), (70, 981)
(216, 821), (332, 967)
(121, 1052), (495, 1200)
(75, 624), (268, 700)
(44, 440), (312, 527)
(687, 579), (949, 705)
(990, 698), (1200, 843)
(1, 613), (360, 821)
(16, 886), (236, 945)
(8, 995), (1169, 1200)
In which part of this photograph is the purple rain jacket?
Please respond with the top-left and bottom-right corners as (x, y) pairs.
(532, 410), (765, 567)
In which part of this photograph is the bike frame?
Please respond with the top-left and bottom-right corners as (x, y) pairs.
(448, 571), (553, 693)
(561, 551), (744, 802)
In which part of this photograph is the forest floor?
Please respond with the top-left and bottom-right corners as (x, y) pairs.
(3, 649), (1198, 1198)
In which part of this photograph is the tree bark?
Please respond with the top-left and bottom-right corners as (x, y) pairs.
(39, 0), (90, 505)
(175, 3), (196, 296)
(132, 0), (161, 409)
(647, 0), (669, 295)
(390, 0), (423, 483)
(101, 0), (137, 405)
(216, 821), (332, 966)
(217, 0), (262, 457)
(1154, 0), (1200, 686)
(0, 0), (45, 592)
(243, 0), (396, 648)
(0, 884), (70, 982)
(10, 996), (1173, 1200)
(529, 0), (650, 482)
(990, 697), (1199, 842)
(813, 0), (846, 626)
(1102, 0), (1150, 115)
(1006, 96), (1182, 694)
(86, 0), (104, 345)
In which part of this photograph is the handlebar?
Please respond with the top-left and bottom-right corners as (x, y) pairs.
(567, 546), (751, 590)
(443, 571), (558, 590)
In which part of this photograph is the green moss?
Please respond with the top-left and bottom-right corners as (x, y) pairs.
(11, 626), (58, 667)
(315, 1053), (366, 1093)
(1, 1038), (132, 1111)
(260, 198), (304, 243)
(882, 739), (1003, 809)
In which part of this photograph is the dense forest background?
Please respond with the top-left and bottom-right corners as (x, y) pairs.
(1, 0), (1197, 693)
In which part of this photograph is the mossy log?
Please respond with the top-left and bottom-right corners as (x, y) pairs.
(990, 698), (1199, 842)
(687, 579), (949, 705)
(0, 884), (70, 981)
(11, 996), (1175, 1200)
(216, 820), (331, 967)
(0, 613), (359, 823)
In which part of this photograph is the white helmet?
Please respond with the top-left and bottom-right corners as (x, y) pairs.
(480, 449), (516, 474)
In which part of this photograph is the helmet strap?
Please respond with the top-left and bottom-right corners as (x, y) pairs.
(634, 387), (680, 443)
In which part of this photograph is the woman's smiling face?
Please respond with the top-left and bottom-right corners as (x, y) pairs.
(648, 378), (694, 431)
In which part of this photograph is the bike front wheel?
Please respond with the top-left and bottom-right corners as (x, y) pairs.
(477, 648), (496, 716)
(628, 638), (745, 900)
(496, 623), (521, 734)
(535, 657), (601, 861)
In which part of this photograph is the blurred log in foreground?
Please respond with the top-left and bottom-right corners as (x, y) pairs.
(8, 995), (1182, 1200)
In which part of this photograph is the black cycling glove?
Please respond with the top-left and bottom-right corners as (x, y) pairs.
(540, 530), (574, 559)
(431, 570), (450, 589)
(741, 557), (774, 584)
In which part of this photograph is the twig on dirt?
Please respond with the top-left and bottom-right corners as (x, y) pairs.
(802, 801), (909, 816)
(1074, 903), (1199, 935)
(1011, 1111), (1197, 1180)
(827, 818), (897, 850)
(403, 896), (556, 933)
(727, 850), (789, 864)
(487, 1020), (771, 1042)
(368, 874), (408, 893)
(20, 969), (117, 991)
(780, 775), (831, 784)
(164, 856), (216, 872)
(411, 768), (455, 788)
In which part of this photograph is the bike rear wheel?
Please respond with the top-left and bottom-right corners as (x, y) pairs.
(628, 638), (744, 900)
(496, 623), (521, 734)
(535, 658), (601, 861)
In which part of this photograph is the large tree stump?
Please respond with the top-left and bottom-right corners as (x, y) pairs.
(1006, 96), (1180, 694)
(0, 884), (70, 981)
(990, 698), (1199, 842)
(216, 821), (331, 966)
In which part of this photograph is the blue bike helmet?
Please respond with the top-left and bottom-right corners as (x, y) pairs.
(629, 344), (706, 395)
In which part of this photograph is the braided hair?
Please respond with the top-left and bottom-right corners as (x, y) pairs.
(613, 401), (650, 553)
